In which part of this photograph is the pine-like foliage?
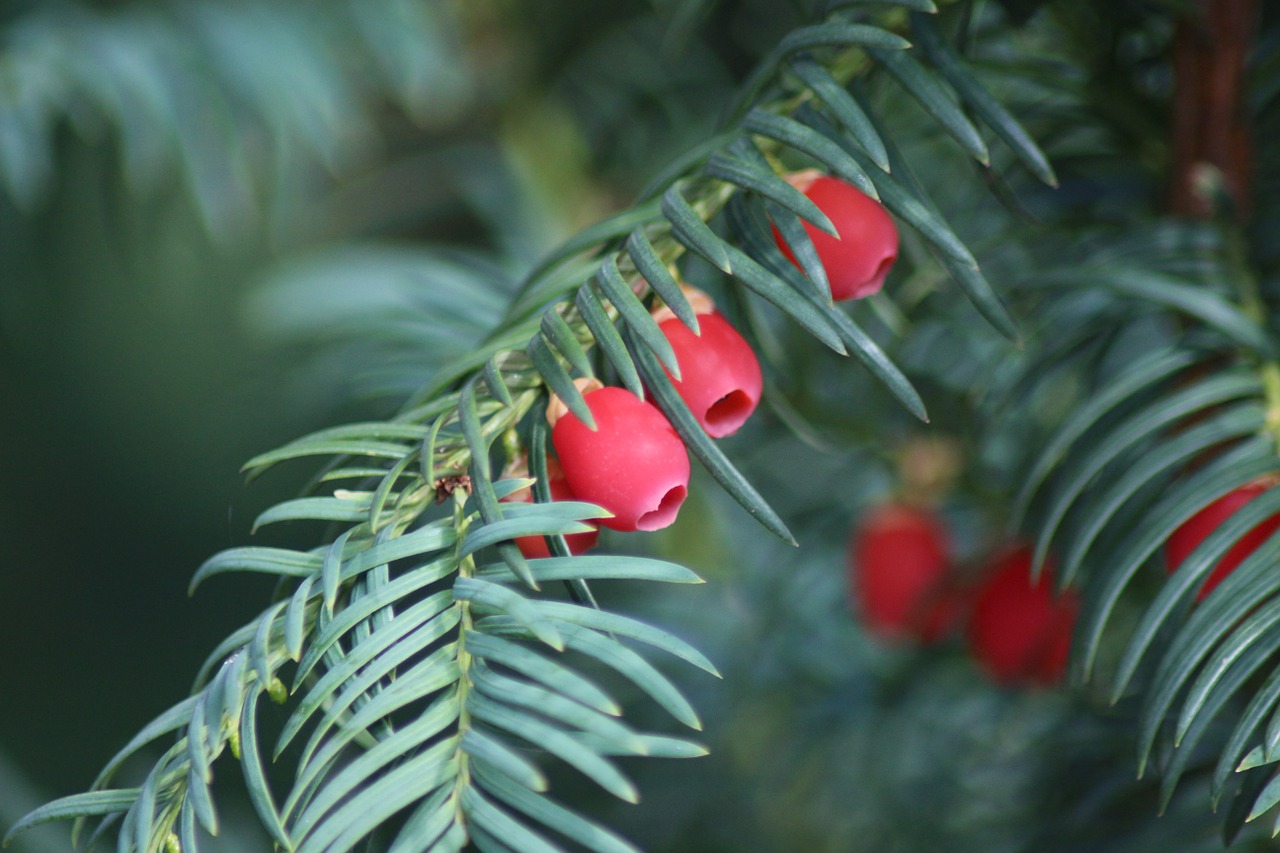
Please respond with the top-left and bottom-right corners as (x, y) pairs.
(8, 0), (1280, 851)
(0, 0), (471, 238)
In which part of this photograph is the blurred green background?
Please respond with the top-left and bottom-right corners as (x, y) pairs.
(4, 0), (1280, 851)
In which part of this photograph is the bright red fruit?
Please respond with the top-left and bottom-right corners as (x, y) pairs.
(850, 503), (960, 642)
(966, 546), (1078, 686)
(773, 170), (899, 301)
(657, 309), (762, 439)
(551, 386), (690, 532)
(1165, 477), (1280, 601)
(500, 455), (600, 559)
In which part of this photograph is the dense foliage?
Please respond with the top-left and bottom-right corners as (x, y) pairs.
(5, 0), (1280, 851)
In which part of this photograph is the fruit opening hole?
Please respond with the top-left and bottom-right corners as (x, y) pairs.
(636, 485), (688, 531)
(704, 390), (754, 438)
(869, 254), (896, 287)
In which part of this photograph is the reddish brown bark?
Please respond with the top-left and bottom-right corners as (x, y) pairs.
(1169, 0), (1259, 219)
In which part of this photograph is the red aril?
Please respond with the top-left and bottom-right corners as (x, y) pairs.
(966, 546), (1078, 686)
(551, 385), (690, 532)
(850, 503), (957, 642)
(652, 290), (762, 438)
(773, 170), (899, 301)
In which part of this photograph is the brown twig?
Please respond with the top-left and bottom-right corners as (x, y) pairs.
(1169, 0), (1260, 219)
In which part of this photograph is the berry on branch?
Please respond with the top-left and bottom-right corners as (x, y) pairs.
(651, 287), (762, 438)
(550, 381), (691, 532)
(850, 502), (962, 643)
(773, 169), (899, 301)
(966, 546), (1078, 687)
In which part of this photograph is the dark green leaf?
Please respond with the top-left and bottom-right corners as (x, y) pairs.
(462, 787), (560, 853)
(524, 620), (700, 730)
(705, 152), (836, 236)
(536, 602), (720, 675)
(483, 357), (513, 408)
(286, 575), (317, 662)
(187, 762), (219, 835)
(661, 185), (732, 273)
(251, 601), (286, 689)
(238, 688), (290, 850)
(5, 790), (141, 846)
(472, 762), (642, 853)
(472, 667), (644, 753)
(595, 255), (682, 378)
(460, 379), (536, 589)
(283, 610), (460, 759)
(242, 439), (411, 476)
(388, 786), (458, 853)
(465, 632), (619, 715)
(1033, 371), (1263, 580)
(89, 696), (199, 791)
(1215, 666), (1280, 804)
(294, 644), (460, 779)
(778, 22), (911, 55)
(463, 728), (549, 793)
(786, 57), (889, 170)
(190, 547), (322, 593)
(869, 47), (989, 164)
(910, 14), (1056, 185)
(743, 109), (877, 199)
(724, 194), (924, 417)
(458, 514), (601, 558)
(1158, 631), (1275, 810)
(933, 250), (1020, 345)
(528, 334), (594, 427)
(575, 284), (644, 398)
(1012, 347), (1204, 526)
(340, 522), (457, 579)
(1078, 451), (1280, 682)
(322, 529), (352, 613)
(515, 201), (664, 299)
(299, 569), (454, 684)
(625, 229), (700, 334)
(1059, 405), (1266, 586)
(287, 693), (460, 832)
(475, 555), (703, 585)
(467, 693), (638, 802)
(1180, 600), (1280, 750)
(455, 576), (564, 650)
(527, 415), (595, 612)
(763, 198), (832, 301)
(1031, 270), (1274, 358)
(252, 496), (371, 530)
(716, 242), (846, 354)
(1226, 767), (1275, 845)
(295, 738), (459, 853)
(541, 306), (594, 379)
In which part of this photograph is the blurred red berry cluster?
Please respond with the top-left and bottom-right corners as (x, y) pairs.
(849, 501), (1079, 688)
(850, 472), (1280, 688)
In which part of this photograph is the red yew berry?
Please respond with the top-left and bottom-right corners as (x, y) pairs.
(500, 455), (600, 559)
(966, 546), (1078, 687)
(850, 503), (960, 643)
(773, 170), (899, 301)
(551, 384), (690, 532)
(652, 288), (762, 439)
(1165, 476), (1280, 601)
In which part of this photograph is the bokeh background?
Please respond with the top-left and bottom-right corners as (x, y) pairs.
(4, 1), (1280, 851)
